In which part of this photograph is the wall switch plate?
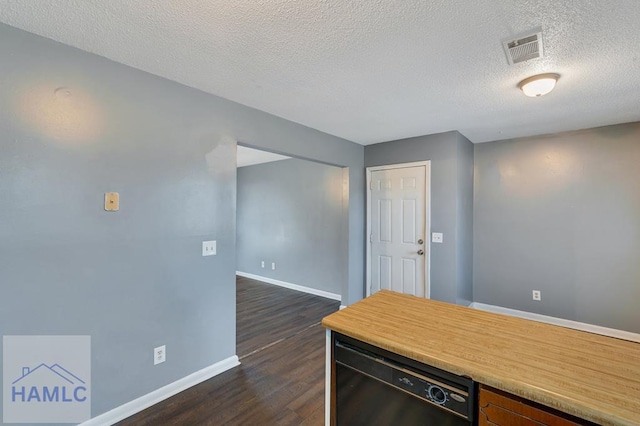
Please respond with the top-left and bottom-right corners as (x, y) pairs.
(271, 262), (276, 270)
(532, 290), (542, 301)
(154, 345), (166, 365)
(432, 232), (443, 243)
(202, 241), (216, 256)
(261, 261), (265, 268)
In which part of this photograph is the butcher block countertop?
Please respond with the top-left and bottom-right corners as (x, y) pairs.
(322, 291), (640, 426)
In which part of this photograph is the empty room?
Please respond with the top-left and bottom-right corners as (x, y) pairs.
(0, 2), (639, 425)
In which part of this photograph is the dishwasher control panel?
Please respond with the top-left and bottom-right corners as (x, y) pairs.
(335, 334), (475, 421)
(392, 369), (468, 415)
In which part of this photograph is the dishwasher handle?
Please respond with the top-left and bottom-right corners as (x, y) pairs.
(335, 340), (473, 420)
(335, 340), (395, 382)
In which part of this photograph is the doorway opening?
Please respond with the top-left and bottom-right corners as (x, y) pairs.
(235, 144), (346, 357)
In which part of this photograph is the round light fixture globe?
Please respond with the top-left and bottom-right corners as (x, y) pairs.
(518, 73), (560, 97)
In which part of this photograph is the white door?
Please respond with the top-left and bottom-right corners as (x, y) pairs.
(368, 163), (429, 297)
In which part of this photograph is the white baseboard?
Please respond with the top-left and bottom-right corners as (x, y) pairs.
(81, 355), (240, 426)
(236, 271), (342, 301)
(470, 302), (640, 343)
(339, 305), (347, 310)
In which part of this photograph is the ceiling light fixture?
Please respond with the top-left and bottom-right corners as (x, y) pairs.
(518, 73), (560, 97)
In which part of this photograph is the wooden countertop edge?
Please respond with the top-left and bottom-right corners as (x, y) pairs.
(322, 317), (637, 426)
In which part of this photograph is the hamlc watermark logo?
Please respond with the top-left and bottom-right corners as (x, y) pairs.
(3, 335), (91, 423)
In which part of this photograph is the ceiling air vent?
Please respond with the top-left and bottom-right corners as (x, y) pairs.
(503, 31), (544, 65)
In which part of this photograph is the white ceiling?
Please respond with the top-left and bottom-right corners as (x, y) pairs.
(1, 1), (639, 144)
(237, 146), (290, 168)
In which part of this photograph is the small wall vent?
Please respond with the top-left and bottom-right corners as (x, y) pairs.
(503, 31), (544, 65)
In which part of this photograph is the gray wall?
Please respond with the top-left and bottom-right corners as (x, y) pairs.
(456, 133), (474, 305)
(474, 122), (640, 333)
(0, 23), (363, 422)
(237, 159), (344, 295)
(365, 131), (473, 304)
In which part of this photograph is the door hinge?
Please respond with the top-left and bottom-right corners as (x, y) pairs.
(369, 233), (373, 243)
(369, 180), (373, 190)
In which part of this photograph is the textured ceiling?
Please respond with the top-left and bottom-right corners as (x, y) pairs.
(1, 1), (639, 144)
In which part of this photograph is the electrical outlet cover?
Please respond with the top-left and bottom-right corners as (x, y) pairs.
(154, 345), (166, 365)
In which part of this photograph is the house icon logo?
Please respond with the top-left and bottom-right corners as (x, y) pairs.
(3, 335), (91, 424)
(11, 363), (88, 403)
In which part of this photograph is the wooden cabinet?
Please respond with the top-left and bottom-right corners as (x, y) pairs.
(478, 385), (593, 426)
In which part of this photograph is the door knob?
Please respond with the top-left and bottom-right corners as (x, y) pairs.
(417, 250), (424, 256)
(417, 239), (424, 245)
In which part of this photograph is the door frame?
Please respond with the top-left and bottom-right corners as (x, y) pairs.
(366, 161), (431, 298)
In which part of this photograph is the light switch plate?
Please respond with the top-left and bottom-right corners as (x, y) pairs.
(432, 232), (443, 243)
(202, 241), (216, 256)
(104, 192), (119, 211)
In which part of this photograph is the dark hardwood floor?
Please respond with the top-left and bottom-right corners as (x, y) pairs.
(236, 275), (341, 358)
(117, 275), (340, 425)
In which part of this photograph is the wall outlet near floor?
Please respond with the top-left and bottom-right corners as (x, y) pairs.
(532, 290), (542, 301)
(261, 261), (265, 268)
(202, 240), (216, 256)
(154, 345), (166, 365)
(271, 262), (276, 270)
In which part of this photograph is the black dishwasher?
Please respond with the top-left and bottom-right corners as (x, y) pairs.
(334, 333), (476, 425)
